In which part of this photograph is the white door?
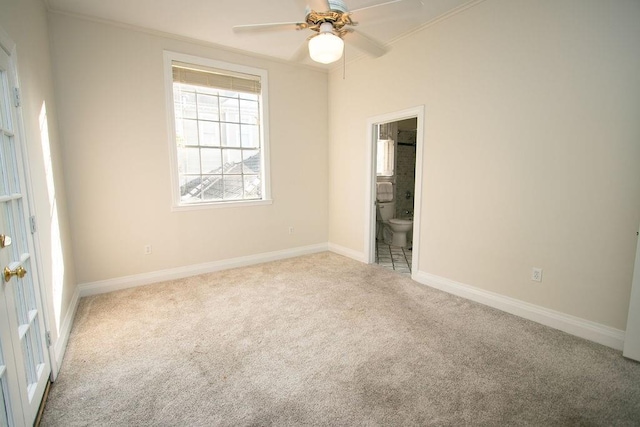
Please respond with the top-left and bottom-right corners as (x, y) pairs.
(0, 44), (51, 426)
(623, 228), (640, 361)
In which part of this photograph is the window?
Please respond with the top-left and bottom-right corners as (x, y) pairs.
(164, 52), (270, 209)
(377, 123), (395, 176)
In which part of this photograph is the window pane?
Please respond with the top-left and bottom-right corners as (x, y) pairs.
(177, 147), (201, 174)
(201, 175), (224, 201)
(240, 99), (259, 124)
(181, 175), (203, 201)
(30, 313), (44, 364)
(22, 330), (37, 386)
(179, 175), (190, 197)
(0, 135), (8, 196)
(3, 134), (19, 193)
(20, 258), (34, 310)
(15, 199), (28, 259)
(219, 96), (240, 122)
(243, 175), (261, 199)
(240, 124), (259, 148)
(197, 94), (219, 121)
(221, 123), (240, 147)
(175, 88), (197, 119)
(13, 253), (27, 324)
(177, 119), (199, 146)
(3, 203), (18, 262)
(223, 175), (243, 200)
(201, 148), (222, 174)
(242, 150), (260, 174)
(222, 149), (242, 173)
(1, 71), (9, 129)
(0, 376), (10, 427)
(199, 121), (220, 146)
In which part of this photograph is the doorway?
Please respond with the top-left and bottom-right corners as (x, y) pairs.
(365, 106), (425, 278)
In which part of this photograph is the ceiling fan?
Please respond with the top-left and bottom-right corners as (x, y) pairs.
(233, 0), (415, 65)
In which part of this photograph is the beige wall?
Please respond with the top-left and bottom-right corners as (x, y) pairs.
(7, 0), (637, 342)
(49, 13), (329, 284)
(0, 0), (77, 345)
(328, 0), (640, 329)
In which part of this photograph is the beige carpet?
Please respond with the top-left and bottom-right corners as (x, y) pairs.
(41, 252), (640, 426)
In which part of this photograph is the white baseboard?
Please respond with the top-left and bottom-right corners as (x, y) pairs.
(413, 271), (625, 350)
(78, 243), (328, 297)
(328, 243), (367, 263)
(52, 284), (80, 378)
(72, 245), (624, 355)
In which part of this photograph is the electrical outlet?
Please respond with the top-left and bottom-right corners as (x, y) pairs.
(288, 226), (294, 235)
(532, 267), (543, 282)
(144, 244), (152, 255)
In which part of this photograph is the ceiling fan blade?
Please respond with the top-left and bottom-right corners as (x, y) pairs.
(349, 0), (419, 22)
(233, 22), (307, 33)
(343, 29), (387, 57)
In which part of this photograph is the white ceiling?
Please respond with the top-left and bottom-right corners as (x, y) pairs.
(45, 0), (473, 67)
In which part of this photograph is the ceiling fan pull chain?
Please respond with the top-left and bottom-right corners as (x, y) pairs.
(343, 47), (346, 80)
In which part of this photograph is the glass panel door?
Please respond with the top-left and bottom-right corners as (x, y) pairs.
(0, 44), (51, 426)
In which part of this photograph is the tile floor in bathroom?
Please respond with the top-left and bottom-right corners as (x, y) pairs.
(375, 239), (412, 276)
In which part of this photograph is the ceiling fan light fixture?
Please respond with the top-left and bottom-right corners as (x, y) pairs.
(308, 24), (344, 64)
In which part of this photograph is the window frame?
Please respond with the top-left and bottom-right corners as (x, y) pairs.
(163, 51), (272, 211)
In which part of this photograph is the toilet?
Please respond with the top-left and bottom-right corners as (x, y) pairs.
(376, 182), (413, 248)
(388, 218), (413, 247)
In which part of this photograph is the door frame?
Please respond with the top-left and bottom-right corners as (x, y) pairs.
(365, 105), (425, 276)
(623, 226), (640, 361)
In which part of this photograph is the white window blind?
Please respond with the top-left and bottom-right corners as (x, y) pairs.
(172, 62), (261, 94)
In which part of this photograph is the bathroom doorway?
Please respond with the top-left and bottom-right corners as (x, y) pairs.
(365, 106), (425, 277)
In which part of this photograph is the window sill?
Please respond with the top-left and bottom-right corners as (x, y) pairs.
(171, 198), (273, 212)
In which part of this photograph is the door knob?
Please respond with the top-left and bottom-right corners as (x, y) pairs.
(4, 265), (26, 283)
